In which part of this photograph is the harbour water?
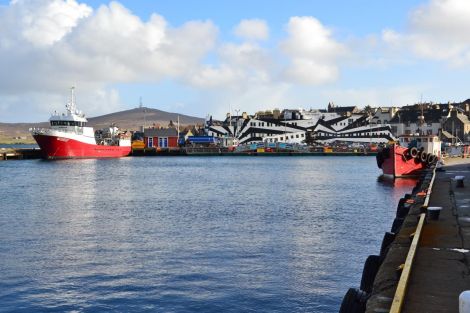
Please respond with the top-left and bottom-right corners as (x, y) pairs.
(0, 157), (415, 312)
(0, 144), (39, 149)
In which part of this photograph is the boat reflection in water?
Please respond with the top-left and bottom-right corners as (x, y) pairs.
(377, 174), (418, 188)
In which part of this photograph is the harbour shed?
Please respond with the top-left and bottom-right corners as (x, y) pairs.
(143, 128), (178, 148)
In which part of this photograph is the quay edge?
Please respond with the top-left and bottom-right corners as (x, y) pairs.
(0, 148), (42, 160)
(1, 147), (378, 160)
(339, 157), (470, 313)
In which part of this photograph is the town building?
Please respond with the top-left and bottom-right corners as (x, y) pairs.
(443, 108), (470, 143)
(388, 103), (449, 137)
(205, 106), (395, 145)
(327, 102), (359, 116)
(370, 107), (399, 125)
(143, 128), (179, 149)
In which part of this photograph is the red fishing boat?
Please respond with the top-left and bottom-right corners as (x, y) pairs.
(376, 134), (441, 178)
(31, 88), (131, 159)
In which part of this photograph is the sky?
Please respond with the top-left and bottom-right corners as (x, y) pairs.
(1, 0), (470, 122)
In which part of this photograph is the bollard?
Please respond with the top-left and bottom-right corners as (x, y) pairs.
(427, 207), (442, 220)
(454, 176), (465, 188)
(456, 176), (465, 188)
(459, 291), (470, 313)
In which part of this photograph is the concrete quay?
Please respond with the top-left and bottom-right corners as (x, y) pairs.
(0, 148), (42, 160)
(366, 158), (470, 313)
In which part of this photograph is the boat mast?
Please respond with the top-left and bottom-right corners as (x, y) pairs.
(418, 101), (425, 136)
(67, 86), (77, 115)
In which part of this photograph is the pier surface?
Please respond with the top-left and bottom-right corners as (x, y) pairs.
(367, 158), (470, 313)
(0, 148), (41, 160)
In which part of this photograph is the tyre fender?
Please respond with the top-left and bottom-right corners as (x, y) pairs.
(409, 147), (419, 158)
(360, 255), (382, 293)
(339, 288), (368, 313)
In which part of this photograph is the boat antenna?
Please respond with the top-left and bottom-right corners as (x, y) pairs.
(66, 86), (76, 114)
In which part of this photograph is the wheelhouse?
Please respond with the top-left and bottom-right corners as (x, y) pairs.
(50, 120), (86, 127)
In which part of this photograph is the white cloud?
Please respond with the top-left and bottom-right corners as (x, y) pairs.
(56, 2), (218, 82)
(184, 40), (272, 88)
(0, 0), (220, 120)
(286, 59), (339, 85)
(280, 17), (346, 84)
(0, 0), (219, 87)
(381, 29), (403, 49)
(234, 19), (269, 41)
(382, 0), (470, 65)
(186, 65), (244, 88)
(0, 2), (350, 122)
(0, 0), (92, 48)
(219, 43), (269, 70)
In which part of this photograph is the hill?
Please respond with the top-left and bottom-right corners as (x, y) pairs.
(0, 107), (205, 144)
(88, 107), (204, 130)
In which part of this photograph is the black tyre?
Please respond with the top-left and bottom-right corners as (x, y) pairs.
(380, 232), (396, 257)
(396, 197), (406, 209)
(360, 255), (382, 293)
(420, 152), (428, 163)
(396, 205), (410, 218)
(409, 147), (419, 158)
(339, 288), (368, 313)
(391, 217), (404, 233)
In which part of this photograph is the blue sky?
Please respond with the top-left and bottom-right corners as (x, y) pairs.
(0, 0), (469, 122)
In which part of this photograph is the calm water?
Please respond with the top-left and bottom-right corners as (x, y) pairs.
(0, 157), (415, 312)
(0, 144), (39, 149)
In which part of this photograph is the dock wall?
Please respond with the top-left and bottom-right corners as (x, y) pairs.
(339, 169), (436, 312)
(0, 148), (42, 160)
(340, 158), (470, 313)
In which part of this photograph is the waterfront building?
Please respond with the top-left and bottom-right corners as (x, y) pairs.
(327, 102), (359, 116)
(388, 103), (449, 137)
(143, 128), (179, 148)
(370, 107), (400, 126)
(205, 106), (395, 145)
(443, 108), (470, 143)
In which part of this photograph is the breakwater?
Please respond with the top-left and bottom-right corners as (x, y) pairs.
(340, 158), (470, 313)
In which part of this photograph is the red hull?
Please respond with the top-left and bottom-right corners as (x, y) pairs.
(377, 144), (426, 178)
(34, 134), (131, 159)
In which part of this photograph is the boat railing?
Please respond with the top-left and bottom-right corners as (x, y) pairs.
(30, 127), (85, 136)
